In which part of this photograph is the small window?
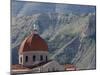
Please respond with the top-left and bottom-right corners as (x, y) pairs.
(25, 56), (28, 62)
(40, 55), (43, 61)
(46, 56), (48, 61)
(48, 68), (50, 72)
(33, 55), (35, 61)
(52, 68), (55, 72)
(20, 57), (22, 63)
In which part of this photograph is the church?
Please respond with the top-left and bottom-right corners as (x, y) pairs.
(11, 24), (66, 74)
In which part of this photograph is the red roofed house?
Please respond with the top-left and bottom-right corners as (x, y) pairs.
(64, 64), (77, 71)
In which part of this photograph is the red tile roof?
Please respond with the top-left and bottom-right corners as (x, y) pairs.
(19, 33), (48, 54)
(11, 60), (52, 70)
(11, 64), (30, 70)
(64, 64), (76, 71)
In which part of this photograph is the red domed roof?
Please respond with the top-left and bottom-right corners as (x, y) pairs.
(19, 33), (48, 53)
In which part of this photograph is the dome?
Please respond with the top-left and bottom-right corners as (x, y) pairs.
(19, 33), (48, 54)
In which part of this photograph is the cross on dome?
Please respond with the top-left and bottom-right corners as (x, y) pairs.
(33, 23), (38, 34)
(33, 24), (37, 30)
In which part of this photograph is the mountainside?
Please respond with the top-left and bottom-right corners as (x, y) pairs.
(12, 1), (96, 17)
(11, 12), (96, 70)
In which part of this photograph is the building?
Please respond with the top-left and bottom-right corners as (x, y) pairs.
(11, 24), (65, 74)
(64, 64), (77, 71)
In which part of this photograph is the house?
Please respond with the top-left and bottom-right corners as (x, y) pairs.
(64, 64), (77, 71)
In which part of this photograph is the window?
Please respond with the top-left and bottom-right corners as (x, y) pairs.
(46, 56), (48, 61)
(52, 68), (55, 72)
(33, 55), (36, 61)
(20, 57), (22, 63)
(25, 56), (28, 62)
(40, 55), (43, 61)
(48, 68), (50, 72)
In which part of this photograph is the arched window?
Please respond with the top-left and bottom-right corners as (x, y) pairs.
(40, 55), (43, 61)
(25, 56), (28, 62)
(33, 55), (35, 61)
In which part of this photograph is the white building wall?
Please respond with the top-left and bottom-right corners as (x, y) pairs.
(19, 55), (23, 64)
(40, 60), (64, 72)
(19, 51), (48, 66)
